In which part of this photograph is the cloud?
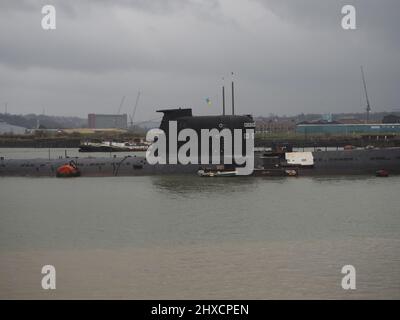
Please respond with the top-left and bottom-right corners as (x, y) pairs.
(0, 0), (399, 118)
(253, 0), (400, 48)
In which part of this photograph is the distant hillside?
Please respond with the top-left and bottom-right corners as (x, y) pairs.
(1, 111), (399, 131)
(0, 113), (86, 129)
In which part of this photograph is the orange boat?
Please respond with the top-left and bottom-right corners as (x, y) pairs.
(56, 161), (81, 178)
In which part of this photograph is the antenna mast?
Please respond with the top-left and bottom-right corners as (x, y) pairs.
(361, 66), (371, 123)
(222, 78), (225, 116)
(231, 72), (235, 115)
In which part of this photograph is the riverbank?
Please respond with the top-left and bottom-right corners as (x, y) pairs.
(1, 133), (400, 149)
(0, 137), (81, 148)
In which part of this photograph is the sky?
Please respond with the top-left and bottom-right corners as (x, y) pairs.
(0, 0), (399, 121)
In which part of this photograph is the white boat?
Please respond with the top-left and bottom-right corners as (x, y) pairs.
(197, 169), (238, 177)
(79, 141), (149, 152)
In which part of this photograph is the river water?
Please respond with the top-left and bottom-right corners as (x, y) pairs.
(0, 149), (399, 299)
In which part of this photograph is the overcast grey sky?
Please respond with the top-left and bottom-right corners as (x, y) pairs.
(0, 0), (399, 120)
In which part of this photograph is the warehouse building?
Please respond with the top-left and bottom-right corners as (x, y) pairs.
(88, 114), (127, 129)
(0, 120), (27, 135)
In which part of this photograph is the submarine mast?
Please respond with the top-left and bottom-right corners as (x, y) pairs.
(222, 78), (226, 116)
(231, 72), (235, 115)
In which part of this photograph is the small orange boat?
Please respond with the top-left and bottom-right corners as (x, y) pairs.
(56, 161), (81, 178)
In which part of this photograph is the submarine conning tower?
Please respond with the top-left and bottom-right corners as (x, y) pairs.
(157, 108), (254, 132)
(157, 108), (255, 165)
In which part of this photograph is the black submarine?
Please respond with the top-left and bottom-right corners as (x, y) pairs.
(1, 80), (400, 177)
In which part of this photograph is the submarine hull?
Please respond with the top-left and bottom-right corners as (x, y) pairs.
(1, 148), (400, 177)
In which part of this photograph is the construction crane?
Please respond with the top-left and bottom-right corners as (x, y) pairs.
(361, 66), (371, 123)
(117, 95), (126, 114)
(129, 91), (141, 128)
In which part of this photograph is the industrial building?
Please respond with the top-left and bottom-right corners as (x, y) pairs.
(88, 114), (127, 129)
(0, 120), (27, 135)
(382, 114), (400, 124)
(296, 123), (400, 135)
(255, 117), (296, 134)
